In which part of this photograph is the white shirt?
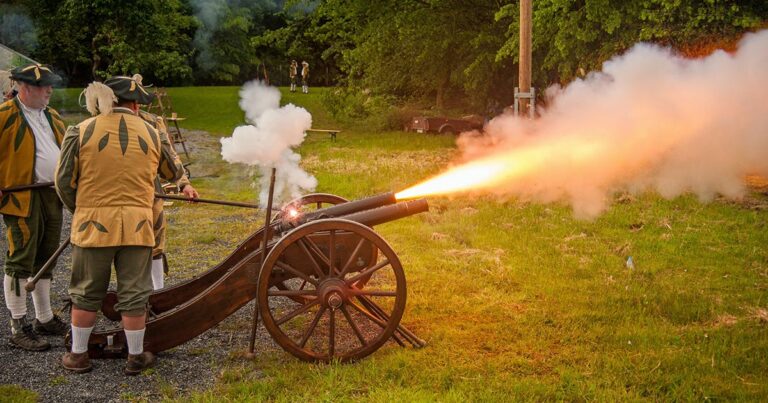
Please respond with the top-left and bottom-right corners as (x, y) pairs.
(18, 99), (59, 183)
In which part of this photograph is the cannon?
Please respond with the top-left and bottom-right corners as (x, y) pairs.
(85, 192), (428, 362)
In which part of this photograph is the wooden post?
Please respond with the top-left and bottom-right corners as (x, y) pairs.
(247, 167), (277, 356)
(519, 0), (533, 116)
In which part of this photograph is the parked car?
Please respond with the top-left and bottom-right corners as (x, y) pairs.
(407, 115), (483, 135)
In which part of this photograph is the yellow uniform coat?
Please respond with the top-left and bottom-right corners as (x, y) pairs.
(0, 98), (66, 217)
(55, 108), (183, 247)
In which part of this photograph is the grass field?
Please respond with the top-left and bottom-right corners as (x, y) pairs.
(47, 86), (768, 401)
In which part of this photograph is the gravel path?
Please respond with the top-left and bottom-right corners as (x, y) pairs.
(0, 129), (274, 402)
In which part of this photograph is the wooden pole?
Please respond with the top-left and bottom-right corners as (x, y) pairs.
(248, 167), (277, 356)
(0, 182), (54, 193)
(519, 0), (533, 116)
(25, 238), (71, 292)
(155, 194), (262, 209)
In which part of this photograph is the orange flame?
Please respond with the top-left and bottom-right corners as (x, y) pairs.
(395, 138), (605, 200)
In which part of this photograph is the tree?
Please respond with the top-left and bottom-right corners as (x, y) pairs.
(0, 3), (38, 58)
(23, 0), (195, 85)
(189, 0), (283, 84)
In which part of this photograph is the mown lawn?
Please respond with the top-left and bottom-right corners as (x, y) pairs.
(52, 86), (768, 401)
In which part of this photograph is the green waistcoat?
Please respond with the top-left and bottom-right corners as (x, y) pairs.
(0, 98), (66, 217)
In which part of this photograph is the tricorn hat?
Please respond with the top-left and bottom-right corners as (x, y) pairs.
(10, 63), (62, 87)
(103, 75), (154, 105)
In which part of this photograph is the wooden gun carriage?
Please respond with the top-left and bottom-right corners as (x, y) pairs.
(87, 192), (428, 362)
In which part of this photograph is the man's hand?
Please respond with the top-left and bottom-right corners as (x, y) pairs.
(181, 184), (199, 201)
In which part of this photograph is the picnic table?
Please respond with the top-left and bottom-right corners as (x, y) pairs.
(306, 128), (340, 141)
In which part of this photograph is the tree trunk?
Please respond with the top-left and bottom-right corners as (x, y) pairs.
(90, 37), (100, 80)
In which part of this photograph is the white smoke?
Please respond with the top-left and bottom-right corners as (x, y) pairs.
(459, 30), (768, 218)
(220, 80), (317, 206)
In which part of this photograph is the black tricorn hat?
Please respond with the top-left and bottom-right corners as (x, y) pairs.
(103, 75), (154, 105)
(10, 64), (62, 87)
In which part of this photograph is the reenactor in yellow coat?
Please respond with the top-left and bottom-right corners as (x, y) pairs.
(1, 64), (69, 352)
(56, 76), (183, 374)
(135, 87), (199, 289)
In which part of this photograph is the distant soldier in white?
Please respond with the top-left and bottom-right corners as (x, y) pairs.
(289, 60), (298, 92)
(301, 61), (310, 94)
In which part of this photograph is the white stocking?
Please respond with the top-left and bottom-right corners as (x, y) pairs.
(125, 328), (146, 355)
(151, 258), (164, 290)
(30, 278), (53, 323)
(4, 274), (27, 319)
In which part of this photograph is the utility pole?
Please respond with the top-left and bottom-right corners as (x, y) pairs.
(516, 0), (534, 118)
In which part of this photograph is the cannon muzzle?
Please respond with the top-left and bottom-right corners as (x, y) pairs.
(278, 192), (397, 232)
(339, 198), (429, 227)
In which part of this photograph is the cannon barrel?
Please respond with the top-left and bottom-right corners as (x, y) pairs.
(278, 191), (397, 232)
(339, 198), (429, 227)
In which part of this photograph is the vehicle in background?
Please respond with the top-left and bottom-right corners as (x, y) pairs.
(406, 115), (483, 135)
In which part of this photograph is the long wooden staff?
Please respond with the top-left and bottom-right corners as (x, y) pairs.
(0, 182), (54, 193)
(155, 193), (262, 209)
(20, 190), (271, 291)
(25, 238), (71, 292)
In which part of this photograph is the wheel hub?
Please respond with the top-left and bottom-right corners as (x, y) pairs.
(319, 279), (348, 309)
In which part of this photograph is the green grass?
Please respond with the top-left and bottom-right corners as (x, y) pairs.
(0, 385), (37, 402)
(49, 86), (768, 401)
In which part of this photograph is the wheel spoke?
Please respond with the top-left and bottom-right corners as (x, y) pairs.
(348, 300), (387, 329)
(275, 260), (318, 286)
(297, 238), (324, 278)
(328, 229), (336, 276)
(299, 305), (326, 348)
(357, 295), (410, 347)
(349, 289), (398, 297)
(345, 258), (390, 286)
(304, 236), (330, 267)
(328, 309), (336, 357)
(341, 305), (367, 347)
(356, 295), (393, 320)
(275, 298), (320, 326)
(268, 289), (317, 297)
(337, 238), (366, 279)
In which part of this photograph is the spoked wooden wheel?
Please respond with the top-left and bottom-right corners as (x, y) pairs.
(272, 193), (351, 300)
(258, 219), (406, 362)
(273, 193), (349, 222)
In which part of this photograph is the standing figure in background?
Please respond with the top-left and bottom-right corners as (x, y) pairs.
(289, 60), (298, 92)
(0, 64), (69, 352)
(56, 75), (183, 374)
(301, 61), (310, 94)
(133, 76), (199, 290)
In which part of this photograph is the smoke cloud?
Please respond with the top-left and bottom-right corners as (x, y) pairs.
(456, 30), (768, 218)
(0, 6), (38, 60)
(220, 80), (317, 206)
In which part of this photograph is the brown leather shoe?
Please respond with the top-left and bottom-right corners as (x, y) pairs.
(62, 352), (92, 373)
(125, 351), (156, 376)
(9, 317), (50, 351)
(33, 315), (69, 336)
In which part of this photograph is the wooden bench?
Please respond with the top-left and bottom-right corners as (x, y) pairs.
(306, 129), (340, 141)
